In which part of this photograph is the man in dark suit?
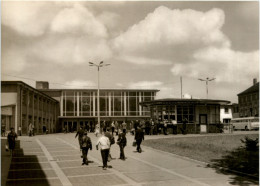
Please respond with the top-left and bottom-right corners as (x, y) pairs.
(135, 126), (144, 153)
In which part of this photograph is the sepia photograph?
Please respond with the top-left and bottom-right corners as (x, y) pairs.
(1, 1), (259, 185)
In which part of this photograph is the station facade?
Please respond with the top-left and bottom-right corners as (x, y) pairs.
(37, 82), (159, 132)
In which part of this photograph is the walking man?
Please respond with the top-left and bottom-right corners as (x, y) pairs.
(7, 127), (17, 157)
(135, 126), (144, 153)
(96, 133), (111, 170)
(111, 121), (115, 136)
(117, 129), (127, 160)
(81, 131), (92, 165)
(104, 128), (115, 161)
(75, 127), (84, 150)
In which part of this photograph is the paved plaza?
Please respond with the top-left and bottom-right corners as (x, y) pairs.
(1, 132), (258, 186)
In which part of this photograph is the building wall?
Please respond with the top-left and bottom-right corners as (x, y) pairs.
(238, 92), (259, 117)
(1, 82), (59, 135)
(220, 105), (232, 123)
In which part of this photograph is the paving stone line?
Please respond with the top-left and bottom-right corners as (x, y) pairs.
(36, 138), (73, 186)
(128, 154), (210, 186)
(56, 137), (141, 186)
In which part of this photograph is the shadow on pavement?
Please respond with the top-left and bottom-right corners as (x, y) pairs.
(4, 139), (51, 186)
(208, 147), (259, 185)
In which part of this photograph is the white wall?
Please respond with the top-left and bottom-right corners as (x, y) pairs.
(220, 106), (233, 123)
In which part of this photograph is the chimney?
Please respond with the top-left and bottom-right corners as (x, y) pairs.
(253, 78), (257, 85)
(36, 81), (49, 89)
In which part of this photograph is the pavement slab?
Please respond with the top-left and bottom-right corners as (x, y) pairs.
(2, 132), (258, 186)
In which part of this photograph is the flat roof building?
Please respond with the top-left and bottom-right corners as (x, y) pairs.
(141, 98), (230, 134)
(1, 81), (59, 135)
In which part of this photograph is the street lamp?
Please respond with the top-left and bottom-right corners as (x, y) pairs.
(198, 77), (215, 99)
(89, 61), (110, 132)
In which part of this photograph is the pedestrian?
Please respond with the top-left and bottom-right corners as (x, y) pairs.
(115, 121), (119, 136)
(18, 126), (22, 136)
(111, 121), (115, 136)
(81, 131), (92, 165)
(32, 123), (35, 136)
(117, 129), (127, 160)
(7, 127), (17, 157)
(122, 121), (127, 134)
(163, 120), (168, 135)
(182, 118), (188, 135)
(28, 123), (33, 137)
(96, 133), (111, 170)
(135, 126), (144, 153)
(104, 128), (115, 161)
(2, 126), (6, 137)
(150, 119), (154, 135)
(75, 127), (84, 150)
(95, 123), (100, 137)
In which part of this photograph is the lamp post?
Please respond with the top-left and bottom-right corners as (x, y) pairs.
(198, 77), (215, 99)
(89, 61), (110, 132)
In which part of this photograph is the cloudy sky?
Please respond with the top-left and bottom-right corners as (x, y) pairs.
(1, 1), (259, 103)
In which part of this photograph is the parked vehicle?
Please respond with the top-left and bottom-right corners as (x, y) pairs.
(231, 117), (259, 131)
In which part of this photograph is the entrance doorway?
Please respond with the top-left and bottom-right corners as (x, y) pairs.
(199, 114), (207, 133)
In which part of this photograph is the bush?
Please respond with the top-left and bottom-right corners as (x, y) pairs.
(210, 136), (259, 178)
(240, 136), (259, 151)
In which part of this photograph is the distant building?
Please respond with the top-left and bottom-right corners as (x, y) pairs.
(237, 78), (259, 117)
(1, 81), (59, 135)
(141, 98), (230, 134)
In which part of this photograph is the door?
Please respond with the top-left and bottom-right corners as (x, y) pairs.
(199, 114), (207, 133)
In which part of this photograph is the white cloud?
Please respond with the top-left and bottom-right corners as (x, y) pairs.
(2, 2), (58, 36)
(97, 11), (120, 31)
(112, 7), (229, 53)
(112, 6), (258, 85)
(51, 4), (108, 38)
(117, 55), (171, 65)
(171, 47), (259, 84)
(29, 35), (112, 65)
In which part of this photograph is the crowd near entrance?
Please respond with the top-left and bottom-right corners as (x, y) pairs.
(62, 119), (95, 133)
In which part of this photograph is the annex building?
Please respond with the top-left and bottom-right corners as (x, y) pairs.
(141, 98), (230, 133)
(1, 81), (59, 135)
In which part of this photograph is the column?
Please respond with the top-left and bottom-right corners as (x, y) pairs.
(93, 92), (96, 116)
(77, 92), (80, 116)
(124, 92), (127, 116)
(108, 92), (111, 116)
(139, 92), (142, 116)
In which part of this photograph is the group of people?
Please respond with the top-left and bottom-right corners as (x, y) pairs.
(75, 122), (145, 170)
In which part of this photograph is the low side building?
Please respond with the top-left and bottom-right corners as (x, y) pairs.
(1, 81), (59, 135)
(141, 98), (230, 134)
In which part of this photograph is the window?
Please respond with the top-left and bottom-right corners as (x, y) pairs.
(224, 107), (229, 114)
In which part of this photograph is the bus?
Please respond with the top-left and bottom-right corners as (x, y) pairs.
(231, 117), (259, 131)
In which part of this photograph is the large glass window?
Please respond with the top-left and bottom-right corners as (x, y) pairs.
(129, 97), (137, 116)
(177, 105), (194, 123)
(114, 97), (122, 116)
(100, 97), (108, 116)
(81, 97), (91, 116)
